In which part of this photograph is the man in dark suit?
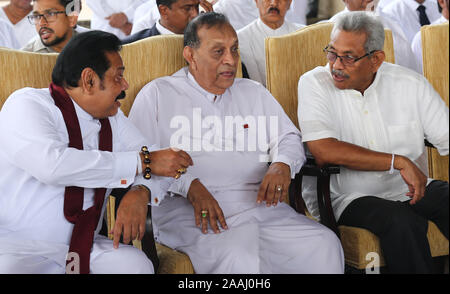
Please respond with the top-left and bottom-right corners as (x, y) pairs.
(122, 0), (213, 44)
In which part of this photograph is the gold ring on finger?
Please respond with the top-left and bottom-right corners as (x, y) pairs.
(177, 168), (187, 174)
(174, 173), (181, 179)
(276, 185), (283, 192)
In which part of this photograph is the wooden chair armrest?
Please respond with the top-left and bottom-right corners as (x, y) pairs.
(289, 155), (341, 236)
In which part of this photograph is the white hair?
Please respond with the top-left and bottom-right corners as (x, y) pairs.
(331, 11), (385, 53)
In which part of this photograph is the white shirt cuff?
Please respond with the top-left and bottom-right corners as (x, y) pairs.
(167, 173), (198, 198)
(112, 151), (139, 188)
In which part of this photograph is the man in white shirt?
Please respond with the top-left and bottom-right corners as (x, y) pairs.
(0, 30), (192, 274)
(122, 0), (212, 44)
(22, 0), (82, 53)
(298, 12), (449, 273)
(382, 0), (441, 43)
(0, 0), (37, 47)
(214, 0), (308, 31)
(0, 17), (20, 48)
(411, 0), (449, 72)
(238, 0), (303, 87)
(128, 12), (344, 274)
(329, 0), (421, 72)
(86, 0), (147, 38)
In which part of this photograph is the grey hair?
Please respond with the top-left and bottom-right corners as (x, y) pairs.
(331, 11), (385, 53)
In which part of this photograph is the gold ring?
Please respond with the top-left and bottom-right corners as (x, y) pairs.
(177, 168), (187, 174)
(201, 210), (208, 218)
(174, 173), (181, 179)
(276, 185), (282, 192)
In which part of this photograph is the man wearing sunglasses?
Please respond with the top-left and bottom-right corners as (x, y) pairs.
(298, 12), (449, 273)
(22, 0), (83, 53)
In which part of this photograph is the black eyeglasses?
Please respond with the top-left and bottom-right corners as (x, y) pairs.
(323, 45), (376, 66)
(27, 11), (66, 25)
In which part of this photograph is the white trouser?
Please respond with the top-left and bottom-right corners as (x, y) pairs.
(0, 235), (154, 274)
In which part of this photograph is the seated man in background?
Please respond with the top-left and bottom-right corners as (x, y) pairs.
(298, 12), (449, 273)
(129, 12), (344, 274)
(86, 0), (147, 38)
(0, 0), (37, 47)
(214, 0), (308, 31)
(329, 0), (421, 72)
(238, 0), (303, 87)
(411, 0), (449, 73)
(122, 0), (212, 45)
(0, 30), (192, 274)
(382, 0), (441, 43)
(22, 0), (86, 53)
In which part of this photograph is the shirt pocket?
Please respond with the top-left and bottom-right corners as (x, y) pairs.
(387, 121), (424, 160)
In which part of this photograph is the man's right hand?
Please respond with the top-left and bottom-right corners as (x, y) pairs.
(395, 155), (428, 205)
(140, 148), (193, 178)
(187, 179), (228, 234)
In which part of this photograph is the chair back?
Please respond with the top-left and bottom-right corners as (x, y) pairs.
(265, 22), (395, 129)
(421, 22), (449, 181)
(0, 49), (58, 109)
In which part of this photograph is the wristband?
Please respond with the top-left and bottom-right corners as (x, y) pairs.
(389, 154), (395, 174)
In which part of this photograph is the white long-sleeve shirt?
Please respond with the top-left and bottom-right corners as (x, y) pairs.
(86, 0), (147, 38)
(411, 16), (448, 73)
(298, 62), (449, 220)
(129, 67), (305, 198)
(0, 87), (170, 250)
(382, 0), (441, 43)
(131, 1), (160, 34)
(238, 18), (304, 87)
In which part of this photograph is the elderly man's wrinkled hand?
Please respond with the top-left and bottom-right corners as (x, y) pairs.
(187, 179), (228, 234)
(257, 162), (291, 207)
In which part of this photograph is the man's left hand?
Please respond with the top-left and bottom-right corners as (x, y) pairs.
(111, 186), (149, 249)
(256, 162), (291, 207)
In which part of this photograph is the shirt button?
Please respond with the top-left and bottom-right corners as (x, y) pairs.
(364, 110), (368, 115)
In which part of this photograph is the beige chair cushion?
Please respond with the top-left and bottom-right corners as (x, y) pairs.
(155, 243), (195, 274)
(422, 23), (449, 182)
(339, 221), (449, 269)
(0, 48), (58, 109)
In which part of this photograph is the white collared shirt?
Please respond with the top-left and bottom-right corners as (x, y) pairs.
(0, 17), (20, 49)
(382, 0), (441, 43)
(86, 0), (147, 38)
(0, 87), (170, 246)
(411, 15), (448, 73)
(0, 7), (37, 48)
(155, 20), (176, 35)
(329, 9), (421, 73)
(298, 62), (449, 220)
(129, 67), (305, 198)
(238, 18), (304, 86)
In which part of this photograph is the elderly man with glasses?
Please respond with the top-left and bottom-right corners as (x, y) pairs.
(22, 0), (85, 53)
(298, 12), (449, 274)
